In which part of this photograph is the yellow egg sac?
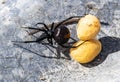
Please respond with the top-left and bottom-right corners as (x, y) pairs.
(77, 14), (101, 40)
(70, 39), (102, 63)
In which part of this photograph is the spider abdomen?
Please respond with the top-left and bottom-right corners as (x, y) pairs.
(53, 26), (70, 44)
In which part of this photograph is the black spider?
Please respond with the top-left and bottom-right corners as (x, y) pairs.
(13, 16), (83, 59)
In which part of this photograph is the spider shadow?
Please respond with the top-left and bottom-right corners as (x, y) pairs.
(14, 43), (56, 59)
(13, 43), (70, 60)
(82, 36), (120, 67)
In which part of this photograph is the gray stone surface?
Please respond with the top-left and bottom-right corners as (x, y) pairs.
(0, 0), (120, 82)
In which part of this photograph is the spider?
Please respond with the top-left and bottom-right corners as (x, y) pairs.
(13, 16), (84, 59)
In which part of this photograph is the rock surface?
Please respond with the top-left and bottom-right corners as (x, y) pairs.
(0, 0), (120, 82)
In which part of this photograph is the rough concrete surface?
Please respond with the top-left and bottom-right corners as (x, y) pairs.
(0, 0), (120, 82)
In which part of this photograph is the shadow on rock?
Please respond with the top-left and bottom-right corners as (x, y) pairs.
(82, 36), (120, 67)
(13, 43), (58, 59)
(13, 43), (71, 60)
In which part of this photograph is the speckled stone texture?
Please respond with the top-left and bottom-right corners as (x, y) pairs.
(0, 0), (120, 82)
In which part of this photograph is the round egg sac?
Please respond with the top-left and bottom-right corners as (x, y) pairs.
(70, 39), (102, 63)
(77, 14), (101, 40)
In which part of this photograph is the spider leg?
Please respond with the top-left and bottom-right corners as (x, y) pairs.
(59, 44), (75, 48)
(41, 41), (56, 48)
(63, 37), (77, 45)
(21, 27), (46, 32)
(35, 22), (49, 31)
(54, 16), (83, 29)
(51, 22), (54, 31)
(70, 37), (77, 43)
(56, 46), (61, 59)
(47, 38), (53, 45)
(12, 33), (48, 43)
(12, 40), (38, 43)
(100, 22), (109, 25)
(12, 38), (46, 43)
(59, 41), (87, 48)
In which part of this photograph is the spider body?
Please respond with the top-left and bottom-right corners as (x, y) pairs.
(53, 26), (70, 44)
